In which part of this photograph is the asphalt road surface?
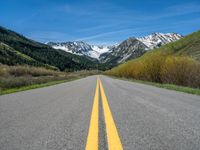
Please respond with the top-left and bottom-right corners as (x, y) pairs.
(0, 75), (200, 150)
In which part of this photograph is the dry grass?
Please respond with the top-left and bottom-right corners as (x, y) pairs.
(0, 65), (61, 77)
(0, 65), (65, 90)
(0, 65), (99, 91)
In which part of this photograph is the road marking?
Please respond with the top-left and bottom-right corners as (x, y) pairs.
(99, 78), (123, 150)
(85, 79), (99, 150)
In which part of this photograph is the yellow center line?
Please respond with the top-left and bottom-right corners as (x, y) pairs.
(85, 79), (99, 150)
(99, 78), (123, 150)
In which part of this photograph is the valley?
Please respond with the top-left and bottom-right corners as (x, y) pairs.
(0, 25), (199, 92)
(1, 0), (200, 149)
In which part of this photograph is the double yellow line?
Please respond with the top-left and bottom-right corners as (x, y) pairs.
(85, 77), (123, 150)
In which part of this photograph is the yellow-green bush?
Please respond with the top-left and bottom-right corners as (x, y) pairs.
(0, 65), (9, 76)
(161, 56), (200, 88)
(106, 52), (200, 88)
(141, 52), (166, 82)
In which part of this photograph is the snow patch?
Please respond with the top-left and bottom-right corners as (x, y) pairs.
(137, 32), (182, 50)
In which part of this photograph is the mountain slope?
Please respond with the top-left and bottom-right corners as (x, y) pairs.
(0, 26), (97, 71)
(154, 30), (200, 61)
(0, 42), (43, 66)
(100, 38), (147, 64)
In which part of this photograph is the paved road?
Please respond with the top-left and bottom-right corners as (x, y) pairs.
(0, 75), (200, 150)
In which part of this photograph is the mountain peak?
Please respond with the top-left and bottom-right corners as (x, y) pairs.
(137, 32), (182, 49)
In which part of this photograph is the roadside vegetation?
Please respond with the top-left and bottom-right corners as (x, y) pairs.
(0, 65), (98, 95)
(105, 52), (200, 89)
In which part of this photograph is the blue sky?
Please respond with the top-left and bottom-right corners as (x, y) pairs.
(1, 0), (200, 45)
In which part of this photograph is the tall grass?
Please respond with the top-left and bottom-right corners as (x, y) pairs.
(106, 52), (200, 88)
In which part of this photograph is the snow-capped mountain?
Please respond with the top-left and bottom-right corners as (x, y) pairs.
(137, 33), (182, 49)
(48, 32), (182, 63)
(48, 41), (112, 59)
(100, 33), (182, 64)
(100, 38), (148, 64)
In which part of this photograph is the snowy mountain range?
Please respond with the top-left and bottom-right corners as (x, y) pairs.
(137, 32), (182, 49)
(48, 32), (182, 64)
(48, 41), (115, 59)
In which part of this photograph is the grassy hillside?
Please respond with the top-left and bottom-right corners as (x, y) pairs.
(0, 26), (98, 71)
(154, 30), (200, 61)
(106, 30), (200, 88)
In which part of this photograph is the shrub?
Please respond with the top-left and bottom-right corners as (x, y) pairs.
(124, 61), (145, 79)
(0, 64), (98, 90)
(141, 52), (166, 82)
(0, 65), (9, 76)
(8, 66), (61, 77)
(0, 65), (66, 89)
(106, 52), (200, 89)
(161, 56), (200, 88)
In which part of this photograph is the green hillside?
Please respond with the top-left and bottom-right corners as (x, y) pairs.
(106, 30), (200, 88)
(0, 26), (98, 71)
(154, 30), (200, 61)
(0, 42), (50, 66)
